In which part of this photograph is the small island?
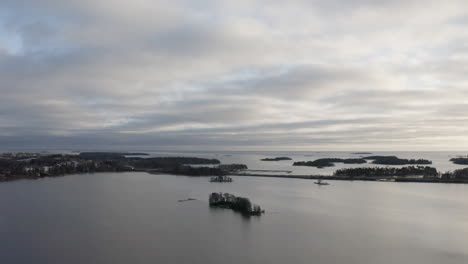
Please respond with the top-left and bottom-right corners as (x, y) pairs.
(218, 164), (248, 171)
(209, 192), (264, 216)
(261, 157), (292, 161)
(293, 158), (367, 168)
(178, 198), (196, 202)
(210, 175), (233, 182)
(363, 156), (432, 165)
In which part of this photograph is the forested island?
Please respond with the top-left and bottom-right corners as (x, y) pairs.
(293, 158), (367, 168)
(449, 157), (468, 165)
(261, 157), (292, 161)
(334, 166), (438, 178)
(292, 155), (433, 168)
(210, 175), (233, 182)
(209, 192), (264, 216)
(0, 152), (243, 181)
(362, 156), (432, 165)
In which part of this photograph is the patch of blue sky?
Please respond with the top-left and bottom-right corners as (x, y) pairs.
(0, 25), (23, 55)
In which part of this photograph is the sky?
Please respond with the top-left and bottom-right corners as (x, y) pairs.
(1, 0), (468, 151)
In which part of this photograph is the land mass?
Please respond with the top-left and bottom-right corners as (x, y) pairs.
(261, 157), (292, 161)
(450, 157), (468, 165)
(363, 156), (432, 165)
(293, 158), (367, 168)
(0, 152), (236, 181)
(234, 166), (468, 183)
(209, 192), (264, 216)
(78, 152), (149, 158)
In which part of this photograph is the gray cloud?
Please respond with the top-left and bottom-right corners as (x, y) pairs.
(1, 0), (468, 151)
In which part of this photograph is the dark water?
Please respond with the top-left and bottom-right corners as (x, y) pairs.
(1, 172), (468, 264)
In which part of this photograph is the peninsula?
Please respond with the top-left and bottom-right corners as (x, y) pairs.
(0, 152), (240, 182)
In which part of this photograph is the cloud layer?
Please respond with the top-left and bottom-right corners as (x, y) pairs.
(1, 0), (468, 150)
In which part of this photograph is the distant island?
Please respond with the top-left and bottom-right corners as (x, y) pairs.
(352, 152), (372, 154)
(78, 152), (149, 158)
(449, 157), (468, 165)
(210, 175), (233, 182)
(293, 158), (367, 168)
(218, 164), (248, 171)
(261, 157), (292, 161)
(178, 198), (197, 202)
(209, 192), (264, 216)
(362, 156), (432, 165)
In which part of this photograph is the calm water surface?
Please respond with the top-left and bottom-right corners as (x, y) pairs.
(1, 172), (467, 264)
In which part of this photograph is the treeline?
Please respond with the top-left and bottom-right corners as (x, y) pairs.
(78, 152), (149, 159)
(442, 168), (468, 179)
(209, 192), (263, 216)
(261, 157), (292, 161)
(363, 156), (432, 165)
(334, 166), (438, 177)
(0, 159), (133, 181)
(161, 165), (225, 176)
(218, 164), (248, 171)
(159, 163), (248, 176)
(449, 158), (468, 165)
(0, 154), (225, 181)
(127, 157), (220, 170)
(293, 158), (367, 168)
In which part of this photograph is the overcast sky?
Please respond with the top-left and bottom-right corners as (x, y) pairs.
(1, 0), (468, 151)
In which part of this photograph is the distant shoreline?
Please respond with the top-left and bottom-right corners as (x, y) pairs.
(1, 152), (467, 184)
(2, 170), (468, 184)
(229, 173), (468, 184)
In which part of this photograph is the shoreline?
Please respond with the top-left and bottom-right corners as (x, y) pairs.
(229, 173), (468, 184)
(2, 169), (468, 185)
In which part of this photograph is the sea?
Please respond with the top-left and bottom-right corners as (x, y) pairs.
(1, 151), (467, 263)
